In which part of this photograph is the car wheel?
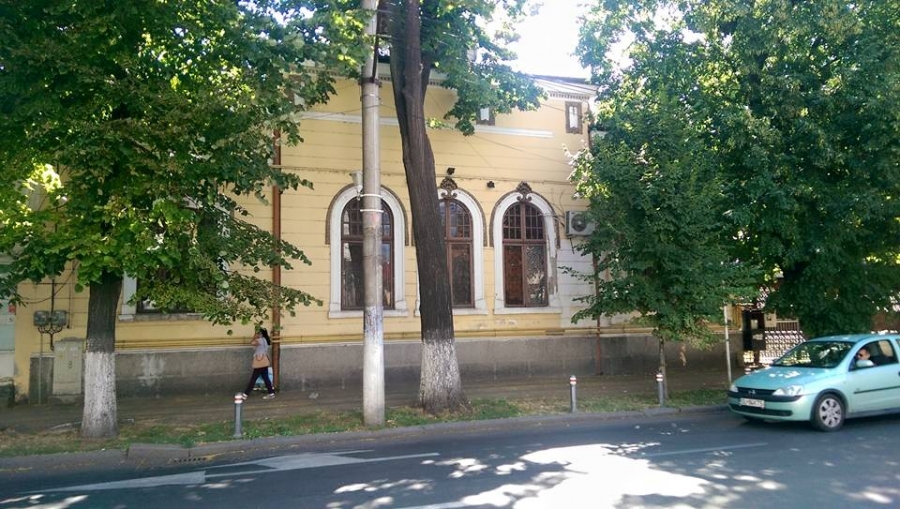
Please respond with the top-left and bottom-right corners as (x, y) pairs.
(811, 393), (845, 432)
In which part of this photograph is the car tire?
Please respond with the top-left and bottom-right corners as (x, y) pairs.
(811, 393), (845, 432)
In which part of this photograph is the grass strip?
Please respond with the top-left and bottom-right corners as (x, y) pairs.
(0, 389), (723, 458)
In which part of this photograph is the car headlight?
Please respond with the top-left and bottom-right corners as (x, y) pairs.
(729, 383), (737, 392)
(773, 385), (804, 396)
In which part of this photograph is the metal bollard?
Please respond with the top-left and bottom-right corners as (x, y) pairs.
(569, 375), (577, 413)
(656, 372), (665, 407)
(233, 393), (244, 438)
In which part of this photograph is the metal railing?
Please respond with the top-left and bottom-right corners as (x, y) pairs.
(743, 320), (806, 366)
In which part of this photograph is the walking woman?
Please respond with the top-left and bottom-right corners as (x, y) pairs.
(240, 328), (276, 400)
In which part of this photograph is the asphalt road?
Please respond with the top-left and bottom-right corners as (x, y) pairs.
(3, 409), (899, 508)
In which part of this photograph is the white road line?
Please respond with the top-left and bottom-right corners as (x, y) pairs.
(205, 452), (441, 479)
(637, 442), (768, 458)
(41, 472), (207, 492)
(38, 451), (440, 493)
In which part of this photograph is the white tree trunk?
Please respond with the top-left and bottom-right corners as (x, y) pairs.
(419, 338), (467, 412)
(81, 351), (118, 438)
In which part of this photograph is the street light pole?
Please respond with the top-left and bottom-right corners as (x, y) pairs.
(361, 0), (384, 426)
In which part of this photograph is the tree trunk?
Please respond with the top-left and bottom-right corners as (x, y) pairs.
(81, 270), (122, 438)
(658, 336), (669, 401)
(389, 0), (468, 413)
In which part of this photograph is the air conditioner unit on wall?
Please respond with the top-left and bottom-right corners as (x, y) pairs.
(565, 210), (595, 236)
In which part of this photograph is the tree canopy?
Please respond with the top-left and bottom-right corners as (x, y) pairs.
(0, 0), (366, 324)
(0, 0), (367, 437)
(576, 0), (900, 338)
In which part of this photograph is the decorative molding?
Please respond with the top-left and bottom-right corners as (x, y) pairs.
(515, 181), (534, 200)
(297, 112), (553, 139)
(439, 177), (458, 194)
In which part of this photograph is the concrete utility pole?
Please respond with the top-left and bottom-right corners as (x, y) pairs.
(361, 0), (385, 426)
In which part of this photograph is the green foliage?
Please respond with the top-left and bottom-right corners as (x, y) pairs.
(385, 0), (545, 135)
(0, 1), (369, 324)
(570, 107), (758, 346)
(577, 0), (900, 337)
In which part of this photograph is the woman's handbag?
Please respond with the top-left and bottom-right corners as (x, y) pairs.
(252, 353), (271, 369)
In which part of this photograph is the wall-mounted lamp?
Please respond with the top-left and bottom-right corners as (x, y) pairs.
(351, 171), (363, 198)
(446, 167), (456, 175)
(486, 181), (495, 189)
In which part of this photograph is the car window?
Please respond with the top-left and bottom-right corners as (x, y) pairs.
(852, 339), (899, 368)
(873, 339), (898, 365)
(773, 341), (852, 368)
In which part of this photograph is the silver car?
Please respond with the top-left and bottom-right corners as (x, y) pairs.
(727, 333), (900, 431)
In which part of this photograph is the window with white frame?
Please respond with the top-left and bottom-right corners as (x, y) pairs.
(492, 183), (561, 313)
(328, 186), (408, 318)
(427, 183), (486, 314)
(441, 198), (473, 307)
(121, 204), (225, 319)
(340, 198), (394, 310)
(476, 107), (494, 126)
(566, 101), (583, 134)
(502, 201), (548, 307)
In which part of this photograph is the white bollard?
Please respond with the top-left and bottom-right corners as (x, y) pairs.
(569, 375), (578, 413)
(233, 393), (244, 438)
(656, 372), (665, 407)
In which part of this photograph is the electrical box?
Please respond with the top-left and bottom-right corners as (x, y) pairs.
(53, 337), (83, 396)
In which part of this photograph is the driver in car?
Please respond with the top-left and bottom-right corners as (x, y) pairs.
(856, 346), (875, 367)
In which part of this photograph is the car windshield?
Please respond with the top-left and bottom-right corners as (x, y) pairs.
(772, 341), (853, 368)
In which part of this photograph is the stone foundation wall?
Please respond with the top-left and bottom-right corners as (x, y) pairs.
(22, 334), (744, 400)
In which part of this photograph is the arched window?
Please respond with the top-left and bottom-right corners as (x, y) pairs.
(328, 185), (407, 318)
(491, 183), (560, 313)
(502, 201), (547, 307)
(440, 198), (473, 307)
(428, 183), (486, 314)
(340, 198), (394, 310)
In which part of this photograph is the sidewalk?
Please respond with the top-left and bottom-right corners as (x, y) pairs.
(0, 370), (731, 436)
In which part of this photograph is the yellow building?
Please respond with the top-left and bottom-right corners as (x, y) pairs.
(4, 71), (727, 403)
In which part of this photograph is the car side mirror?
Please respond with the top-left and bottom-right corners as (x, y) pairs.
(855, 359), (875, 369)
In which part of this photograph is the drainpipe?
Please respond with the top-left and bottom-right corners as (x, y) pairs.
(272, 130), (282, 389)
(593, 254), (602, 375)
(587, 123), (603, 375)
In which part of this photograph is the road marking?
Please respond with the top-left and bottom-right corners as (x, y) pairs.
(41, 472), (207, 492)
(397, 503), (471, 509)
(637, 442), (768, 458)
(38, 451), (439, 493)
(205, 452), (441, 479)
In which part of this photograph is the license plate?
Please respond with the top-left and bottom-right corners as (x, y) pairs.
(740, 398), (765, 409)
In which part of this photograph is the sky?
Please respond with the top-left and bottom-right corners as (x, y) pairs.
(509, 1), (591, 78)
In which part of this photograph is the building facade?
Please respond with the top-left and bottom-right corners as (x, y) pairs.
(5, 72), (733, 403)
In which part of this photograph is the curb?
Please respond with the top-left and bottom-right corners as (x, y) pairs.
(0, 448), (126, 472)
(125, 404), (729, 465)
(0, 405), (728, 470)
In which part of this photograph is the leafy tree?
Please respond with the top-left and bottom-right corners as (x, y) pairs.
(379, 0), (543, 413)
(577, 0), (900, 338)
(0, 0), (366, 438)
(569, 76), (758, 391)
